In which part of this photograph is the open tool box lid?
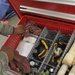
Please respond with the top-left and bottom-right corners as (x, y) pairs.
(4, 0), (75, 49)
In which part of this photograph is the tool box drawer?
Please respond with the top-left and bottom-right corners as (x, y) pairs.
(3, 15), (75, 75)
(3, 0), (75, 75)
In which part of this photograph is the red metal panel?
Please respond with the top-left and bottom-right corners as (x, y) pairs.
(7, 0), (75, 19)
(25, 15), (75, 34)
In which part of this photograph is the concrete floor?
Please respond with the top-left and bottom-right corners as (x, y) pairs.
(0, 15), (19, 48)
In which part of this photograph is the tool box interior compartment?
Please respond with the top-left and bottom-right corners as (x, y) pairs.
(27, 26), (75, 75)
(3, 0), (75, 75)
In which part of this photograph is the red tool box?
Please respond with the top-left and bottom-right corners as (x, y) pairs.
(3, 0), (75, 75)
